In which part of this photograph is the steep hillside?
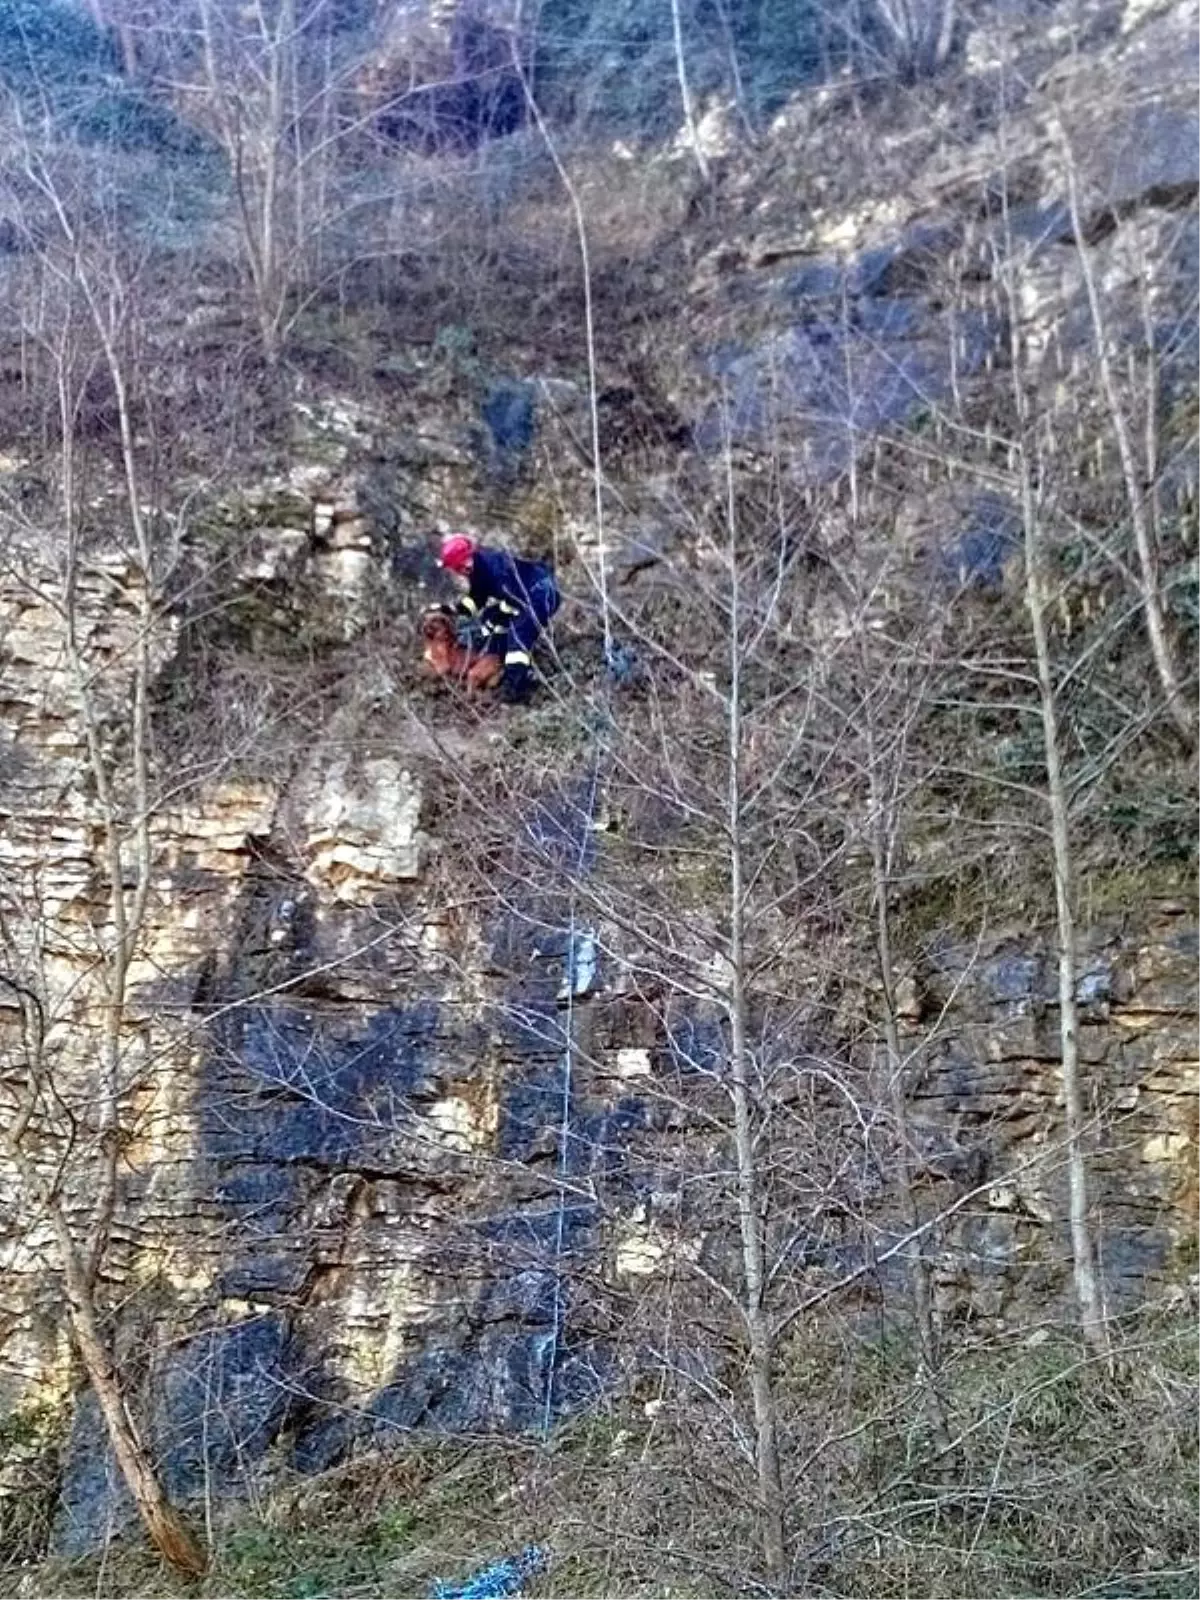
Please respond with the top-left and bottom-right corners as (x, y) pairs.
(0, 1), (1195, 1595)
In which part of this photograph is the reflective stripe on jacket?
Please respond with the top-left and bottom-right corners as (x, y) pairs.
(462, 548), (559, 628)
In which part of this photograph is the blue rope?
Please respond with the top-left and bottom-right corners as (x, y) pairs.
(541, 903), (576, 1439)
(540, 751), (604, 1438)
(430, 1544), (550, 1599)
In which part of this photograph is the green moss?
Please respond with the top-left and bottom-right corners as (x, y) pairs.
(188, 490), (313, 549)
(14, 1309), (1194, 1599)
(0, 1399), (63, 1569)
(0, 1400), (57, 1454)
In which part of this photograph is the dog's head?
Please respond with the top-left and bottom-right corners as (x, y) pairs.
(422, 607), (459, 674)
(422, 606), (457, 641)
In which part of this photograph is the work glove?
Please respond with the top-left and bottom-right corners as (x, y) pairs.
(500, 662), (534, 704)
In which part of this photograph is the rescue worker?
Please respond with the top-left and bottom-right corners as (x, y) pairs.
(437, 533), (559, 704)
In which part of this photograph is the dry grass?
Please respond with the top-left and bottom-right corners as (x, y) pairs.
(8, 1308), (1194, 1599)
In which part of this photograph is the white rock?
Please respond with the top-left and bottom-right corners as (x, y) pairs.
(237, 528), (309, 583)
(616, 1047), (652, 1079)
(425, 1096), (490, 1152)
(615, 1230), (665, 1277)
(673, 99), (738, 162)
(302, 756), (425, 897)
(330, 517), (372, 550)
(1142, 1131), (1190, 1162)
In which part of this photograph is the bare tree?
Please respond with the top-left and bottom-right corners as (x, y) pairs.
(670, 0), (712, 185)
(983, 187), (1108, 1354)
(844, 563), (957, 1456)
(1055, 120), (1196, 746)
(866, 0), (957, 78)
(190, 0), (306, 368)
(426, 439), (911, 1589)
(717, 432), (786, 1584)
(160, 0), (384, 370)
(0, 114), (208, 1574)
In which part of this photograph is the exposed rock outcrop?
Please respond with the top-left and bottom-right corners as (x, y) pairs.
(0, 0), (1195, 1562)
(1, 445), (1193, 1550)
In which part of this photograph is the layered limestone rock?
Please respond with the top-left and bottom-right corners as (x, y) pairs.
(1, 480), (1194, 1548)
(0, 439), (599, 1548)
(0, 0), (1195, 1543)
(675, 0), (1197, 500)
(907, 921), (1198, 1324)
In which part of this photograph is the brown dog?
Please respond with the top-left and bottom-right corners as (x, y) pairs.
(421, 607), (504, 691)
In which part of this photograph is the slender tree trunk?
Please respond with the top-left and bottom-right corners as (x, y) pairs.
(729, 811), (786, 1587)
(933, 0), (957, 70)
(197, 0), (281, 369)
(670, 0), (711, 184)
(710, 0), (757, 143)
(81, 1), (141, 77)
(864, 740), (955, 1458)
(725, 450), (786, 1588)
(0, 1115), (207, 1576)
(12, 230), (211, 1574)
(1058, 127), (1195, 745)
(992, 173), (1108, 1353)
(59, 1232), (208, 1576)
(256, 0), (291, 368)
(844, 424), (953, 1454)
(1017, 447), (1108, 1355)
(66, 308), (156, 1289)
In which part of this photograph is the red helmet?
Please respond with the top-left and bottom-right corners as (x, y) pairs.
(439, 533), (476, 573)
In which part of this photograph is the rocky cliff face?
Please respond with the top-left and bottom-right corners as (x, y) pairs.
(908, 918), (1196, 1317)
(1, 426), (1194, 1554)
(0, 0), (1195, 1565)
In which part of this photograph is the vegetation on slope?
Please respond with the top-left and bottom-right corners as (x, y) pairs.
(10, 1317), (1196, 1597)
(0, 0), (1195, 1593)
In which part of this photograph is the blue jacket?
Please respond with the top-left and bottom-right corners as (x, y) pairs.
(466, 548), (558, 621)
(458, 549), (559, 649)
